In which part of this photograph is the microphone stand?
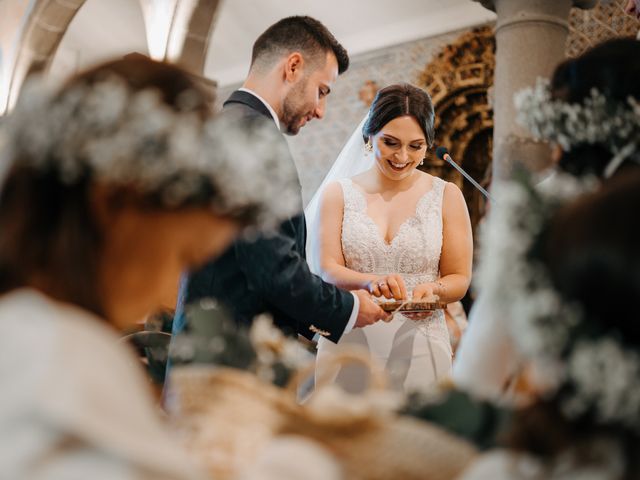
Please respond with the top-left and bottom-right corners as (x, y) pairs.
(441, 153), (495, 203)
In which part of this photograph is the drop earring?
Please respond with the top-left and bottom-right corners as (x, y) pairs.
(365, 140), (373, 152)
(420, 158), (425, 166)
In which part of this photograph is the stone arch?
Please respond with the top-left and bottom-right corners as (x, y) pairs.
(49, 0), (148, 80)
(138, 0), (222, 75)
(174, 0), (222, 74)
(6, 0), (86, 109)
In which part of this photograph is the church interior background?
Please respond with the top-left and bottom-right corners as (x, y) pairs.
(1, 0), (638, 293)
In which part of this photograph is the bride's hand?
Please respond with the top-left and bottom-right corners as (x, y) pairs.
(405, 282), (440, 321)
(368, 274), (407, 300)
(412, 282), (440, 301)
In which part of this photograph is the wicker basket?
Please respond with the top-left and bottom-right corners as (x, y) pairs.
(166, 351), (477, 480)
(280, 412), (477, 480)
(283, 350), (479, 480)
(166, 365), (298, 478)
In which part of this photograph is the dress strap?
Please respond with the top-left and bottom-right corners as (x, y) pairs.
(339, 178), (367, 213)
(414, 176), (447, 220)
(432, 176), (446, 212)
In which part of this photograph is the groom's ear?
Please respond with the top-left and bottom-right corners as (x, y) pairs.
(284, 52), (304, 83)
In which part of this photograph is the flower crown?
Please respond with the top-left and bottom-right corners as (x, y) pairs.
(476, 172), (640, 431)
(514, 78), (640, 177)
(0, 75), (301, 229)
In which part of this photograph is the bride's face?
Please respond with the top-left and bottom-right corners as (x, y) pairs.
(371, 115), (427, 181)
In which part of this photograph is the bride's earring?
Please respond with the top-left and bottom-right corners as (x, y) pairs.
(420, 157), (425, 166)
(365, 140), (373, 153)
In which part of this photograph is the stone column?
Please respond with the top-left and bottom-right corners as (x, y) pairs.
(472, 0), (597, 179)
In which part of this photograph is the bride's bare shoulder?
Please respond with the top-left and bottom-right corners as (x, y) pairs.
(350, 171), (369, 184)
(320, 181), (345, 207)
(413, 170), (439, 189)
(351, 170), (380, 191)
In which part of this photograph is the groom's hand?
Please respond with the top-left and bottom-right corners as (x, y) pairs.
(353, 290), (390, 328)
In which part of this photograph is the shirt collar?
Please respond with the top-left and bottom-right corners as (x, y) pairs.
(238, 87), (280, 131)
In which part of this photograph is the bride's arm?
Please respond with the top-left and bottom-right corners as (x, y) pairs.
(317, 182), (380, 291)
(414, 182), (473, 303)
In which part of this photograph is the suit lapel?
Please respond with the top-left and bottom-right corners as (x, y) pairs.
(224, 90), (306, 250)
(223, 90), (274, 121)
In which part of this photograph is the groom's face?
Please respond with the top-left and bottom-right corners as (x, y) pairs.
(281, 51), (338, 135)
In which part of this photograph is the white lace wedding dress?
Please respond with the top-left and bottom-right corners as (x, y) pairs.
(316, 176), (452, 393)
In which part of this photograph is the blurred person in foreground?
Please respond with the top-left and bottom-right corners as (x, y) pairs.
(461, 170), (640, 479)
(453, 38), (640, 402)
(0, 56), (306, 479)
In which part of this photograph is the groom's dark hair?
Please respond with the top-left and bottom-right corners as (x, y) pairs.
(250, 16), (349, 75)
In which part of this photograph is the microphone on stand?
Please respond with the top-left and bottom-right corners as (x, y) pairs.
(435, 146), (495, 203)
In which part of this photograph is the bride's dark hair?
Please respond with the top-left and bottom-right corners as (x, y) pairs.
(362, 83), (435, 148)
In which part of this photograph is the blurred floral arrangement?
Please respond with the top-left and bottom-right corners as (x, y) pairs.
(169, 299), (310, 387)
(475, 168), (640, 432)
(0, 75), (301, 230)
(515, 77), (640, 178)
(401, 388), (510, 451)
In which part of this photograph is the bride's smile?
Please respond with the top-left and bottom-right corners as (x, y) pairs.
(371, 115), (428, 181)
(388, 159), (412, 171)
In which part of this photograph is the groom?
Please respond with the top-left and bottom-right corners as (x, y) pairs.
(171, 16), (387, 346)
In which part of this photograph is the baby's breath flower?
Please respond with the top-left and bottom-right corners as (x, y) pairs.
(0, 75), (301, 230)
(515, 78), (640, 177)
(476, 172), (640, 431)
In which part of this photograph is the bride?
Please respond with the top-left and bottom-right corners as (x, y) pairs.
(307, 83), (473, 392)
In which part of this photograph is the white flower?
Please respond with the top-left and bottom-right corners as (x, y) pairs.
(565, 339), (640, 428)
(249, 314), (309, 371)
(0, 75), (301, 230)
(475, 171), (640, 430)
(514, 77), (640, 172)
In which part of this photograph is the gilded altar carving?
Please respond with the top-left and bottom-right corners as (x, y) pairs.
(415, 1), (638, 232)
(416, 26), (495, 232)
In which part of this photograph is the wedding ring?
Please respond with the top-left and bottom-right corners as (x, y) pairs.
(378, 281), (387, 288)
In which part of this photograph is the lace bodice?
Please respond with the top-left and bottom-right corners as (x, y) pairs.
(316, 176), (451, 392)
(339, 176), (445, 293)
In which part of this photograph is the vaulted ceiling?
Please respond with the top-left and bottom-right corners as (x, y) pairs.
(1, 0), (495, 113)
(49, 0), (494, 86)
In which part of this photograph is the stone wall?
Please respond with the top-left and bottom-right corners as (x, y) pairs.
(216, 24), (492, 204)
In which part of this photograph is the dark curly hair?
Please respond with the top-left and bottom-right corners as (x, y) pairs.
(550, 38), (640, 178)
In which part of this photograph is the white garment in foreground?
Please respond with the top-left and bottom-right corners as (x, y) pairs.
(238, 436), (343, 480)
(317, 177), (452, 393)
(460, 450), (625, 480)
(0, 289), (206, 480)
(453, 170), (561, 402)
(452, 293), (520, 400)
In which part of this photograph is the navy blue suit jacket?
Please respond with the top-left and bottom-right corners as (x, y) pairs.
(172, 90), (354, 343)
